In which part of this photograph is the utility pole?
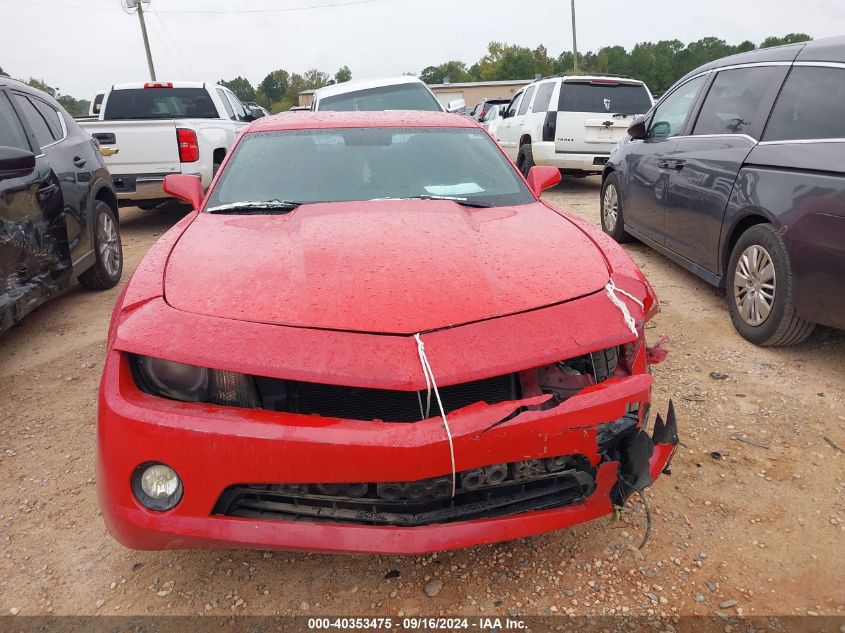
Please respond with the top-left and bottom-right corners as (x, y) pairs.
(134, 0), (156, 81)
(570, 0), (578, 73)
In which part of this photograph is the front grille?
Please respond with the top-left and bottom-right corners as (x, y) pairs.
(262, 373), (519, 423)
(212, 454), (596, 527)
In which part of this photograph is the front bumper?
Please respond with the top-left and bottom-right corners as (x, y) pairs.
(97, 351), (678, 554)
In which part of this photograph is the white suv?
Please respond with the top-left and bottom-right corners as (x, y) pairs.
(311, 76), (465, 113)
(495, 76), (653, 176)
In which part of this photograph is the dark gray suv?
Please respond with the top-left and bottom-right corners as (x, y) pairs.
(1, 78), (122, 335)
(601, 37), (845, 346)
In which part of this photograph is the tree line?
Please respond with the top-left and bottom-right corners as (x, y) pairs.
(218, 33), (810, 110)
(1, 33), (811, 118)
(418, 33), (811, 95)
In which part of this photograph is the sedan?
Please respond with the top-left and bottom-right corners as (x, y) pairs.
(98, 111), (677, 554)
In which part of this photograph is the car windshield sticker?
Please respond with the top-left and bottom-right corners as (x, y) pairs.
(424, 183), (484, 196)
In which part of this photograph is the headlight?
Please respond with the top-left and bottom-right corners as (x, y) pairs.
(137, 356), (208, 401)
(133, 355), (260, 408)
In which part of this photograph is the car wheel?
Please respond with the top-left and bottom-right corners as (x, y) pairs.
(516, 143), (535, 177)
(600, 172), (631, 243)
(726, 224), (814, 346)
(79, 200), (123, 290)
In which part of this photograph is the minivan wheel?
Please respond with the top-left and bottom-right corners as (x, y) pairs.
(726, 224), (814, 346)
(516, 143), (535, 177)
(600, 172), (630, 243)
(79, 201), (123, 290)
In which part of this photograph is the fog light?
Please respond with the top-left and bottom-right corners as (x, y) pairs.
(132, 462), (183, 511)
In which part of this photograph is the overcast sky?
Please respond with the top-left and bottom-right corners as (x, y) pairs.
(1, 0), (843, 98)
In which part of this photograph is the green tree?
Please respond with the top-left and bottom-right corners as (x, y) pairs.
(335, 66), (352, 83)
(219, 76), (256, 102)
(420, 61), (470, 84)
(27, 78), (56, 97)
(761, 33), (812, 48)
(258, 70), (290, 104)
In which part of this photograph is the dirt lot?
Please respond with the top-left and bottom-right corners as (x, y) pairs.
(1, 177), (843, 622)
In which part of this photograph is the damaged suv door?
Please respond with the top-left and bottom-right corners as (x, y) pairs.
(0, 90), (69, 333)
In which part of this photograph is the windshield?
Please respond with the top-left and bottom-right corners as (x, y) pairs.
(558, 82), (652, 115)
(206, 127), (534, 210)
(318, 83), (443, 112)
(103, 88), (218, 120)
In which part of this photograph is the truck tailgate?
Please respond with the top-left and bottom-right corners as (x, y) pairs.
(79, 119), (181, 176)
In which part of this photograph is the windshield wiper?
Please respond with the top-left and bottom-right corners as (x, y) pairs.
(206, 200), (302, 214)
(379, 195), (493, 208)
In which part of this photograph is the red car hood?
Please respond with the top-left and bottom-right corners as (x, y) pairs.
(164, 200), (610, 334)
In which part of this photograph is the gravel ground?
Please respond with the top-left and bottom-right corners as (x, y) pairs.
(1, 176), (843, 622)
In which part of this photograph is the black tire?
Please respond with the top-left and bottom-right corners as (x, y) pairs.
(516, 143), (535, 177)
(600, 172), (631, 243)
(726, 224), (815, 346)
(79, 201), (123, 291)
(591, 347), (619, 382)
(213, 162), (222, 177)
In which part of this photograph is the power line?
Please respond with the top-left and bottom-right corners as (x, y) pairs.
(0, 0), (385, 12)
(155, 0), (382, 14)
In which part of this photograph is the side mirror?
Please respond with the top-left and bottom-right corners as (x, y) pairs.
(0, 146), (36, 180)
(628, 115), (648, 140)
(650, 120), (671, 139)
(248, 107), (266, 120)
(446, 98), (466, 113)
(526, 165), (561, 197)
(501, 109), (512, 119)
(163, 174), (204, 209)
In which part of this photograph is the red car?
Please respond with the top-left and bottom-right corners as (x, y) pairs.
(98, 111), (678, 554)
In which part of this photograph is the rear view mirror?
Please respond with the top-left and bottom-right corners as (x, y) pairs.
(628, 115), (647, 140)
(526, 166), (561, 197)
(446, 98), (466, 113)
(163, 174), (204, 209)
(0, 146), (36, 180)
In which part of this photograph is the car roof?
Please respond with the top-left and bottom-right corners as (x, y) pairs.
(673, 36), (845, 85)
(0, 76), (62, 105)
(312, 76), (426, 99)
(248, 110), (477, 132)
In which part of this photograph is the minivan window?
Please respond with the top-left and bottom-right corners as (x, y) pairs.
(0, 92), (31, 151)
(532, 82), (555, 113)
(648, 75), (707, 138)
(104, 87), (218, 120)
(318, 83), (442, 112)
(559, 81), (651, 115)
(763, 66), (845, 142)
(13, 93), (57, 148)
(693, 66), (784, 137)
(518, 86), (535, 116)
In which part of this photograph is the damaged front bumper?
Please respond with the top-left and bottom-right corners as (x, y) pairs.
(97, 351), (679, 554)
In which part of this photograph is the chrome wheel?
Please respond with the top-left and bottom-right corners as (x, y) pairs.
(603, 184), (619, 231)
(733, 244), (776, 326)
(97, 211), (120, 278)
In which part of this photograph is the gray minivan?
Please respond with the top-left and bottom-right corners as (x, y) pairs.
(602, 37), (845, 346)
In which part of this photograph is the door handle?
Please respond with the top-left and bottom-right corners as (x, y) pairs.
(73, 156), (87, 168)
(658, 159), (686, 171)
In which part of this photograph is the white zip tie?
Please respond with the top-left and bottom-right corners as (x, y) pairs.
(414, 333), (457, 497)
(605, 279), (644, 336)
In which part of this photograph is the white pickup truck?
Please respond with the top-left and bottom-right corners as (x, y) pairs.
(78, 81), (259, 209)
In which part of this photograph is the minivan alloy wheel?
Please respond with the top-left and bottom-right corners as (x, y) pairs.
(98, 211), (121, 278)
(602, 184), (619, 232)
(733, 244), (776, 326)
